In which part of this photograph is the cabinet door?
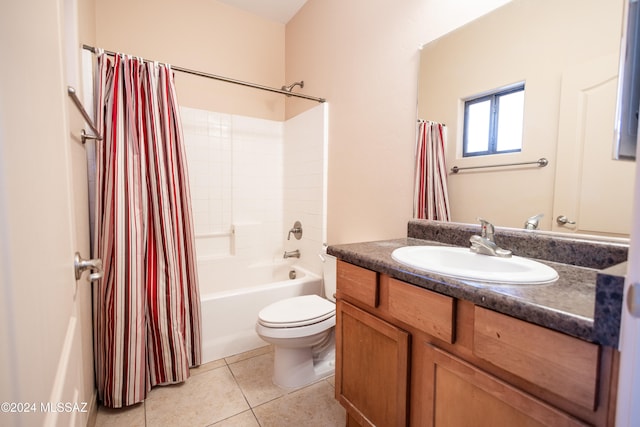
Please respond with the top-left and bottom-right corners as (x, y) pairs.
(422, 344), (588, 427)
(336, 300), (410, 427)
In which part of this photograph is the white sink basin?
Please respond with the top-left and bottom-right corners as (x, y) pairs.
(391, 246), (558, 285)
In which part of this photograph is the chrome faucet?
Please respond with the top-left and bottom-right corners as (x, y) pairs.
(470, 218), (512, 258)
(524, 213), (544, 230)
(283, 249), (300, 259)
(479, 217), (495, 242)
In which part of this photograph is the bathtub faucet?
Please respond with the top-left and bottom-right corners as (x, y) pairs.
(283, 249), (301, 259)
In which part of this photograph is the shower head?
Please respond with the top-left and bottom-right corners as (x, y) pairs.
(281, 81), (304, 93)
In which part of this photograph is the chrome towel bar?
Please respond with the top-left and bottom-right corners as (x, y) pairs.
(67, 86), (102, 143)
(450, 157), (548, 174)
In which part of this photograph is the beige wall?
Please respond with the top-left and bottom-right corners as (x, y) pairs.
(96, 0), (512, 245)
(285, 0), (512, 244)
(95, 0), (286, 121)
(94, 0), (517, 245)
(417, 0), (623, 230)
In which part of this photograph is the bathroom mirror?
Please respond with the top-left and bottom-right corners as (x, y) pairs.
(615, 0), (640, 160)
(417, 0), (636, 237)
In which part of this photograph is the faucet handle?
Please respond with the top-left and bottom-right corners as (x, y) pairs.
(524, 213), (544, 230)
(287, 221), (303, 240)
(476, 217), (495, 240)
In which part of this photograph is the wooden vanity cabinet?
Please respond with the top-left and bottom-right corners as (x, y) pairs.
(335, 261), (410, 426)
(335, 260), (619, 427)
(336, 300), (409, 427)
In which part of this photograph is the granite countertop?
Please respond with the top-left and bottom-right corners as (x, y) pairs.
(327, 220), (627, 348)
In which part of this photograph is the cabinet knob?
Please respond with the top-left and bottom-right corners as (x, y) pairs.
(628, 283), (640, 318)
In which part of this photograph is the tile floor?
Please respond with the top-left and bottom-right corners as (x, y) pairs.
(94, 346), (346, 427)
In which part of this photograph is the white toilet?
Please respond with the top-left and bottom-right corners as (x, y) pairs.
(255, 256), (337, 389)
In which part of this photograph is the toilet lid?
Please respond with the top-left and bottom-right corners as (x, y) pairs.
(258, 295), (336, 328)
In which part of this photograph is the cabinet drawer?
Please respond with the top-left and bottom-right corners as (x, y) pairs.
(388, 278), (455, 343)
(337, 260), (378, 308)
(473, 306), (600, 411)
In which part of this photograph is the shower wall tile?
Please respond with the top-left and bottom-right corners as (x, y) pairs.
(232, 114), (283, 242)
(233, 222), (262, 259)
(182, 106), (234, 239)
(182, 104), (327, 284)
(283, 104), (327, 277)
(195, 235), (231, 258)
(183, 106), (284, 263)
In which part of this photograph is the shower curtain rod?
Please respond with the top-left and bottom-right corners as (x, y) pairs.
(82, 44), (326, 103)
(418, 119), (446, 126)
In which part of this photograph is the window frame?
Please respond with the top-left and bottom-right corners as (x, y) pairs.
(462, 84), (525, 157)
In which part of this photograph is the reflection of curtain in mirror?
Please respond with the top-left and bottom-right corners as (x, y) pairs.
(414, 121), (451, 221)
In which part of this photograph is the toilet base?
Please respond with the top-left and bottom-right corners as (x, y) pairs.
(272, 344), (335, 389)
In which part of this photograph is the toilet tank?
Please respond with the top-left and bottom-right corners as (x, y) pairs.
(322, 247), (337, 302)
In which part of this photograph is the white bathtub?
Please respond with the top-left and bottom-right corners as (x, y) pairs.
(200, 263), (323, 363)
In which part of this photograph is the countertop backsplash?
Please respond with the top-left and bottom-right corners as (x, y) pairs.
(407, 219), (629, 270)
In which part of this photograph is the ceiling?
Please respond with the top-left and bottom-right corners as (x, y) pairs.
(217, 0), (308, 24)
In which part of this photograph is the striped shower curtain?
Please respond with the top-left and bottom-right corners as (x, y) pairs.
(414, 120), (451, 221)
(93, 53), (202, 408)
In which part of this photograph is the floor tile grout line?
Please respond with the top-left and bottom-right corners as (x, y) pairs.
(223, 349), (313, 416)
(222, 360), (266, 426)
(246, 376), (336, 412)
(250, 407), (264, 426)
(225, 362), (254, 410)
(202, 409), (258, 427)
(246, 377), (340, 427)
(95, 346), (340, 427)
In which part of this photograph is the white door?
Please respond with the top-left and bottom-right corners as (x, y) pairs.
(616, 134), (640, 424)
(0, 0), (95, 426)
(552, 53), (636, 236)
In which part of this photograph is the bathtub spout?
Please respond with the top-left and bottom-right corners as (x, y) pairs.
(283, 250), (300, 259)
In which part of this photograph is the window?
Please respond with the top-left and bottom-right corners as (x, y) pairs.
(463, 84), (525, 157)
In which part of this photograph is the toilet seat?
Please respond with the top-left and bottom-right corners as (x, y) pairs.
(258, 295), (335, 328)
